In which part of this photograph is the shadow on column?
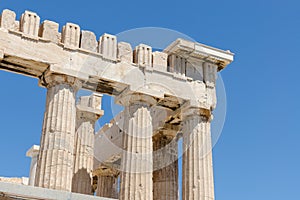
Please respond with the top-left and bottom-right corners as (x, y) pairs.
(72, 168), (93, 195)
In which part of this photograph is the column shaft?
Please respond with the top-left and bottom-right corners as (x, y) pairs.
(96, 175), (118, 198)
(119, 103), (153, 200)
(35, 76), (80, 191)
(72, 117), (94, 194)
(72, 93), (103, 194)
(26, 145), (40, 186)
(153, 135), (178, 200)
(182, 115), (214, 200)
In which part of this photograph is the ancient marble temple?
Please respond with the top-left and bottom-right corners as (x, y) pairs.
(0, 9), (233, 200)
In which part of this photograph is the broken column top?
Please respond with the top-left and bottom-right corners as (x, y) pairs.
(77, 93), (104, 116)
(26, 145), (40, 157)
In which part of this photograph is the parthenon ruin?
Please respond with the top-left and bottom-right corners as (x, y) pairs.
(0, 8), (234, 200)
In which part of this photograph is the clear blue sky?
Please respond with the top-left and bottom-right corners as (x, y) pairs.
(1, 0), (300, 199)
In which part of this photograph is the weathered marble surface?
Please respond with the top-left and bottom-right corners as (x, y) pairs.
(153, 133), (178, 200)
(119, 96), (155, 200)
(182, 112), (214, 200)
(26, 145), (40, 186)
(0, 177), (28, 185)
(0, 8), (234, 200)
(72, 94), (103, 194)
(35, 74), (81, 191)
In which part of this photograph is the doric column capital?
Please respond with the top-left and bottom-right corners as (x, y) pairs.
(153, 129), (176, 143)
(115, 88), (157, 107)
(181, 102), (212, 122)
(26, 145), (40, 158)
(40, 73), (82, 91)
(76, 109), (103, 122)
(93, 164), (119, 177)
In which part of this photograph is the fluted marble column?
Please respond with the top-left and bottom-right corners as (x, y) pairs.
(72, 94), (103, 194)
(153, 132), (178, 200)
(182, 111), (214, 200)
(35, 74), (81, 191)
(26, 145), (40, 186)
(119, 95), (156, 200)
(96, 174), (119, 198)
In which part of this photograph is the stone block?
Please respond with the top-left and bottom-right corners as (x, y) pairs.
(20, 10), (40, 36)
(62, 23), (80, 48)
(117, 42), (132, 63)
(39, 20), (59, 42)
(0, 49), (4, 61)
(185, 60), (203, 81)
(98, 33), (117, 60)
(206, 85), (217, 109)
(203, 62), (218, 87)
(152, 51), (167, 71)
(133, 44), (152, 67)
(14, 20), (19, 31)
(80, 30), (97, 52)
(168, 54), (186, 75)
(26, 145), (40, 157)
(163, 38), (194, 56)
(0, 9), (16, 30)
(89, 93), (102, 110)
(79, 96), (90, 107)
